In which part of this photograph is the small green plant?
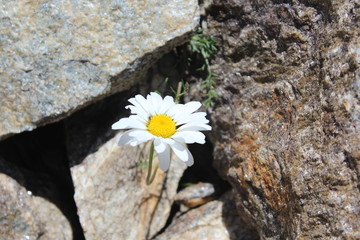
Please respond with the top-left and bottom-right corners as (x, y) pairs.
(181, 182), (194, 188)
(190, 29), (218, 107)
(174, 81), (189, 104)
(137, 161), (148, 168)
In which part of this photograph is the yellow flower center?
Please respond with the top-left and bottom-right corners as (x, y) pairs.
(147, 114), (176, 138)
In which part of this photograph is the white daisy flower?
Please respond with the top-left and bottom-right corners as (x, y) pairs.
(112, 92), (211, 171)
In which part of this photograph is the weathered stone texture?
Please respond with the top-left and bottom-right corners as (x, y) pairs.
(198, 0), (360, 239)
(155, 191), (258, 240)
(174, 182), (216, 208)
(0, 0), (199, 139)
(71, 133), (186, 240)
(0, 172), (72, 240)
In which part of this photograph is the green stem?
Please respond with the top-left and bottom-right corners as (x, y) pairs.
(146, 141), (159, 185)
(174, 81), (183, 104)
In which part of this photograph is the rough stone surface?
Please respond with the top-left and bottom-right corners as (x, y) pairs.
(155, 191), (258, 240)
(174, 182), (216, 208)
(0, 172), (72, 240)
(71, 133), (186, 240)
(0, 0), (199, 140)
(195, 0), (360, 239)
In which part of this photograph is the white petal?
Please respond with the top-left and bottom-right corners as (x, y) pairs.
(135, 94), (156, 116)
(154, 139), (166, 153)
(178, 123), (212, 131)
(161, 138), (176, 145)
(169, 141), (190, 162)
(128, 130), (154, 143)
(172, 101), (201, 120)
(129, 140), (143, 146)
(128, 97), (150, 120)
(157, 144), (171, 171)
(111, 116), (146, 130)
(125, 105), (148, 122)
(172, 131), (206, 144)
(184, 101), (202, 113)
(149, 92), (163, 114)
(160, 96), (176, 113)
(184, 148), (194, 166)
(166, 104), (185, 118)
(117, 130), (136, 145)
(175, 112), (209, 126)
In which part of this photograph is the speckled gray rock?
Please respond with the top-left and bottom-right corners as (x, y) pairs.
(192, 0), (360, 239)
(71, 133), (187, 240)
(0, 0), (199, 140)
(0, 173), (72, 240)
(155, 191), (258, 240)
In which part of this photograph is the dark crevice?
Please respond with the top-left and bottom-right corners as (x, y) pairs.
(67, 59), (99, 66)
(64, 90), (135, 167)
(0, 122), (85, 240)
(178, 139), (230, 192)
(343, 151), (360, 191)
(343, 151), (357, 171)
(273, 0), (292, 4)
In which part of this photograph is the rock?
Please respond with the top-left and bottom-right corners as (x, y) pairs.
(195, 0), (360, 239)
(175, 182), (216, 208)
(0, 0), (199, 140)
(155, 191), (259, 240)
(0, 172), (72, 240)
(71, 133), (187, 240)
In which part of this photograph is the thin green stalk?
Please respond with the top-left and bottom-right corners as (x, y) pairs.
(146, 141), (159, 185)
(174, 81), (183, 104)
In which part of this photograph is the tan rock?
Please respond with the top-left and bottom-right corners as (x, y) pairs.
(71, 133), (186, 240)
(155, 191), (258, 240)
(0, 0), (199, 139)
(174, 182), (216, 208)
(0, 173), (72, 240)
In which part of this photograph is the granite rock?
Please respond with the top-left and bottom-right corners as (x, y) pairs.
(195, 0), (360, 239)
(0, 172), (72, 240)
(155, 191), (258, 240)
(0, 0), (199, 140)
(71, 133), (187, 240)
(174, 182), (216, 208)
